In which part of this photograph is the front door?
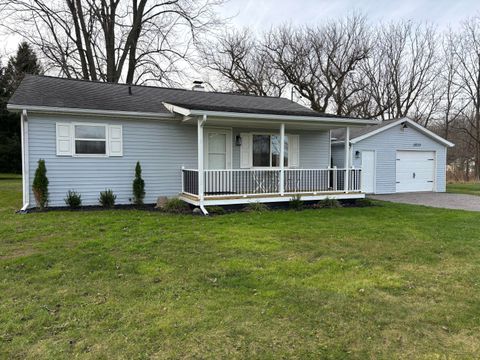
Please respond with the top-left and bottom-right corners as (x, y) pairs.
(361, 150), (376, 194)
(204, 128), (232, 169)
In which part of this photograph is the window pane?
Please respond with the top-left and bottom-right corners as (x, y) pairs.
(208, 133), (226, 153)
(208, 154), (226, 169)
(75, 125), (105, 139)
(271, 135), (288, 167)
(75, 140), (106, 154)
(253, 135), (270, 167)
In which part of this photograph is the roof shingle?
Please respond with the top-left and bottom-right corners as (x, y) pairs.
(9, 75), (348, 118)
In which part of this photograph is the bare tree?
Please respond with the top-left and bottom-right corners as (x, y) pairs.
(0, 0), (225, 84)
(197, 29), (287, 96)
(450, 16), (480, 179)
(264, 14), (371, 114)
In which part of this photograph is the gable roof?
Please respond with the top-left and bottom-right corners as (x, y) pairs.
(8, 75), (371, 123)
(331, 118), (454, 147)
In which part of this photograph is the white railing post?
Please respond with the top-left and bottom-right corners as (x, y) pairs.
(333, 166), (337, 191)
(198, 116), (206, 205)
(344, 126), (350, 193)
(279, 123), (285, 195)
(181, 166), (185, 194)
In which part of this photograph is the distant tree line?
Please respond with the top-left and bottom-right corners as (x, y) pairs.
(199, 15), (480, 180)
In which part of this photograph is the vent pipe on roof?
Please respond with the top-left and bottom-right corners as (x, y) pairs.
(192, 81), (205, 91)
(128, 86), (132, 95)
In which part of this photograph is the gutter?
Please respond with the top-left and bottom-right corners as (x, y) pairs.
(163, 103), (379, 126)
(7, 104), (175, 120)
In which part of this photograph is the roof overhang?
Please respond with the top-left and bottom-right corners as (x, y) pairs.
(349, 118), (454, 147)
(163, 102), (379, 127)
(7, 104), (175, 120)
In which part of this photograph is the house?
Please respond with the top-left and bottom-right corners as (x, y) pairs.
(331, 118), (454, 194)
(8, 75), (378, 213)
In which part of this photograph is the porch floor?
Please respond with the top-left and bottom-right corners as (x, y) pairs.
(179, 191), (365, 206)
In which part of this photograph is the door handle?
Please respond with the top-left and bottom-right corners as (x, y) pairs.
(413, 172), (416, 179)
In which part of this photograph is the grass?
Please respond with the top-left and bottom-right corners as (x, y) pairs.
(447, 182), (480, 196)
(1, 177), (480, 359)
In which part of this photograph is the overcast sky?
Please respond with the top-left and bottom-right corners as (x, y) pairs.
(220, 0), (479, 32)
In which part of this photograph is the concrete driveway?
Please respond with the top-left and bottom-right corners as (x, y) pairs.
(369, 192), (480, 212)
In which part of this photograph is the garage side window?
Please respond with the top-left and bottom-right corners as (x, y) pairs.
(56, 122), (123, 157)
(75, 125), (106, 155)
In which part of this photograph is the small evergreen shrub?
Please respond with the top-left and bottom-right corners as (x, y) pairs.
(64, 190), (82, 208)
(315, 197), (342, 209)
(289, 194), (304, 210)
(245, 202), (269, 213)
(206, 206), (226, 215)
(355, 198), (375, 207)
(162, 198), (190, 214)
(132, 161), (145, 205)
(32, 159), (49, 209)
(99, 189), (116, 208)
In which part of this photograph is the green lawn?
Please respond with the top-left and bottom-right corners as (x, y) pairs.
(1, 177), (480, 359)
(447, 182), (480, 196)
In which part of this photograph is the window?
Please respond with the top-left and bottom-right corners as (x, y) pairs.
(56, 122), (123, 157)
(74, 124), (107, 155)
(252, 134), (288, 167)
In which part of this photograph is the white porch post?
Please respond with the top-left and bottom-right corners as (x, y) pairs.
(198, 115), (206, 205)
(279, 123), (285, 195)
(344, 126), (350, 193)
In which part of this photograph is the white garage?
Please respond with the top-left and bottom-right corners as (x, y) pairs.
(331, 118), (454, 194)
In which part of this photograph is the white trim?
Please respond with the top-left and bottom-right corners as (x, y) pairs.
(279, 123), (285, 196)
(179, 193), (365, 206)
(163, 102), (378, 125)
(7, 104), (175, 120)
(198, 116), (206, 206)
(344, 127), (350, 193)
(350, 118), (455, 147)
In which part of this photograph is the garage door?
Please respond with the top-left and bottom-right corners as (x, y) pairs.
(396, 151), (435, 192)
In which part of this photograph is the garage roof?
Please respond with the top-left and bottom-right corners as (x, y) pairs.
(331, 118), (454, 147)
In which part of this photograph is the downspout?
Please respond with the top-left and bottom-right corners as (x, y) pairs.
(20, 109), (30, 211)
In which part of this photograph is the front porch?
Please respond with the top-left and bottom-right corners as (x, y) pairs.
(180, 167), (363, 207)
(162, 103), (376, 213)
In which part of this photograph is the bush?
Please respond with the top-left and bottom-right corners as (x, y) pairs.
(315, 197), (342, 209)
(162, 198), (190, 214)
(64, 190), (82, 208)
(289, 194), (304, 210)
(355, 198), (375, 207)
(32, 159), (49, 209)
(132, 161), (145, 205)
(205, 206), (226, 215)
(245, 202), (269, 213)
(99, 189), (116, 208)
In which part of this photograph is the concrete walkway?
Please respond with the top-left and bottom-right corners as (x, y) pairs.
(369, 192), (480, 212)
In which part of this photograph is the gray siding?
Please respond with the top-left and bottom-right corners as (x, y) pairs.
(332, 124), (447, 194)
(27, 115), (331, 207)
(231, 128), (330, 169)
(28, 114), (197, 207)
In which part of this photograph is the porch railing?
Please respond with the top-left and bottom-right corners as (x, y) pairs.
(182, 168), (361, 197)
